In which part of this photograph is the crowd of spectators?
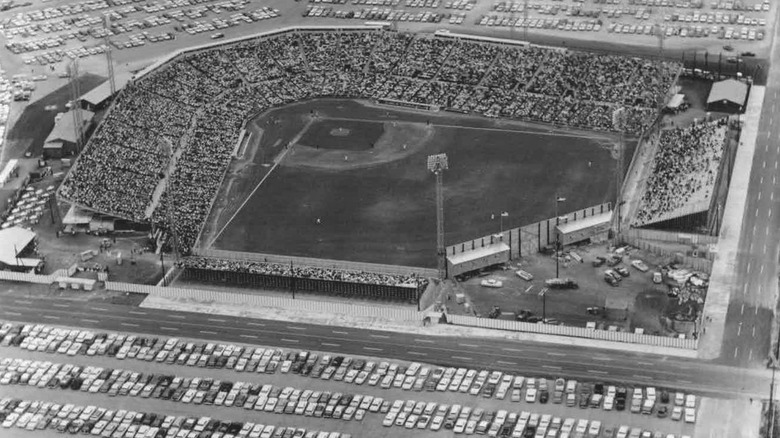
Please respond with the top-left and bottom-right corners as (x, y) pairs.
(179, 256), (429, 289)
(633, 119), (728, 227)
(60, 28), (680, 258)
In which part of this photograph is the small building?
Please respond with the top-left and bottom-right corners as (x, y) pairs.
(43, 109), (94, 159)
(707, 79), (749, 113)
(0, 227), (43, 272)
(556, 210), (612, 247)
(447, 242), (510, 278)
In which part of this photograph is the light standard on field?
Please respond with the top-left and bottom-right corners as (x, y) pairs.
(554, 195), (566, 279)
(427, 154), (448, 279)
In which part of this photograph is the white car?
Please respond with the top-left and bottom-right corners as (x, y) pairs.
(685, 394), (696, 408)
(575, 419), (588, 434)
(480, 279), (503, 288)
(430, 415), (444, 431)
(525, 387), (537, 403)
(671, 406), (683, 421)
(684, 408), (696, 423)
(588, 420), (601, 436)
(453, 418), (468, 433)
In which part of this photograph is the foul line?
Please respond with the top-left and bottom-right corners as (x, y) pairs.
(210, 145), (292, 245)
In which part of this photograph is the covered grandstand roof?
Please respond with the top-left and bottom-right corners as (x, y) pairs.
(80, 72), (133, 108)
(707, 79), (748, 107)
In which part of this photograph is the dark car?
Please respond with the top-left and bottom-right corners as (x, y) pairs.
(605, 275), (619, 287)
(593, 383), (604, 395)
(742, 51), (755, 57)
(615, 398), (626, 411)
(591, 257), (606, 267)
(657, 406), (669, 418)
(539, 390), (549, 404)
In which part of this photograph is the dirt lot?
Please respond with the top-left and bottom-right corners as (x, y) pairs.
(449, 241), (706, 337)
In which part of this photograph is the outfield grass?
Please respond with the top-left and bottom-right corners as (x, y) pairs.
(210, 99), (632, 268)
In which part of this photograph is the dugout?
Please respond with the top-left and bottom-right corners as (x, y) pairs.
(556, 210), (612, 247)
(447, 242), (510, 277)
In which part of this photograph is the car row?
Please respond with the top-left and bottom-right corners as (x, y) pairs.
(383, 399), (691, 438)
(0, 322), (697, 424)
(0, 357), (387, 423)
(0, 397), (344, 438)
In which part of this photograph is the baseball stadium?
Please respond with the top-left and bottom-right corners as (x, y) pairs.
(51, 25), (698, 304)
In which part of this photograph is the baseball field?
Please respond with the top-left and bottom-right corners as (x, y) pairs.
(206, 99), (633, 268)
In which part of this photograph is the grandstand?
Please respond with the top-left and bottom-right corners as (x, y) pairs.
(56, 26), (681, 291)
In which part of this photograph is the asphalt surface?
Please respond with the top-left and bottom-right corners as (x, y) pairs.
(718, 5), (780, 368)
(0, 295), (771, 400)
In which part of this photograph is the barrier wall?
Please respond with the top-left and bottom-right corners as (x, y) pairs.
(192, 248), (437, 278)
(622, 236), (713, 272)
(0, 270), (55, 284)
(105, 281), (423, 322)
(446, 203), (612, 261)
(623, 229), (718, 246)
(449, 314), (698, 349)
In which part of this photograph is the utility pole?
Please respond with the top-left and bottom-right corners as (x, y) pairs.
(427, 154), (448, 280)
(612, 107), (627, 241)
(68, 59), (84, 154)
(157, 137), (180, 286)
(104, 15), (116, 96)
(554, 196), (565, 278)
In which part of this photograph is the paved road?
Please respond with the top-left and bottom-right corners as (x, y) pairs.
(719, 6), (780, 368)
(0, 295), (771, 400)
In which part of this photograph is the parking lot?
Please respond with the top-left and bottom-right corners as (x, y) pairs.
(0, 321), (699, 437)
(451, 242), (708, 338)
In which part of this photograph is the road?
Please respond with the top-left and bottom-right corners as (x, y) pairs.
(718, 5), (780, 368)
(0, 295), (771, 400)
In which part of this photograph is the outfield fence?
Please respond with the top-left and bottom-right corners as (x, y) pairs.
(448, 314), (698, 349)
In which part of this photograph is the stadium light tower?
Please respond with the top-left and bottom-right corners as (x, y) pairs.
(68, 59), (84, 154)
(612, 107), (627, 241)
(104, 15), (116, 96)
(427, 153), (448, 280)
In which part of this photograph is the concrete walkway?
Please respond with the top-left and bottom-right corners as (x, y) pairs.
(697, 86), (765, 361)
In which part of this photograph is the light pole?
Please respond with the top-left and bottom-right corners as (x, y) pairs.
(427, 154), (449, 279)
(539, 287), (548, 322)
(554, 196), (566, 279)
(492, 211), (509, 238)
